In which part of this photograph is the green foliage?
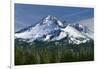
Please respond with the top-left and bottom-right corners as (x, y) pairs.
(15, 39), (94, 65)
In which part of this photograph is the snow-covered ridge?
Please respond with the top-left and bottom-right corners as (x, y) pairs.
(15, 15), (94, 44)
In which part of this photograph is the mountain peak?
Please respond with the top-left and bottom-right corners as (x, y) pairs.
(44, 15), (57, 22)
(45, 15), (56, 20)
(41, 15), (64, 27)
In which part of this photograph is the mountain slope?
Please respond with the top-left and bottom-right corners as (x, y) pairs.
(15, 15), (93, 44)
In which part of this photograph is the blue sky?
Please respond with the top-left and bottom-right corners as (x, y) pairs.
(15, 4), (94, 32)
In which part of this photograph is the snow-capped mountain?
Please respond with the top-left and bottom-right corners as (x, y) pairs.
(72, 24), (94, 39)
(15, 15), (93, 44)
(78, 18), (94, 32)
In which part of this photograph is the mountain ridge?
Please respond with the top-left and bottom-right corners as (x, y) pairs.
(15, 15), (93, 44)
